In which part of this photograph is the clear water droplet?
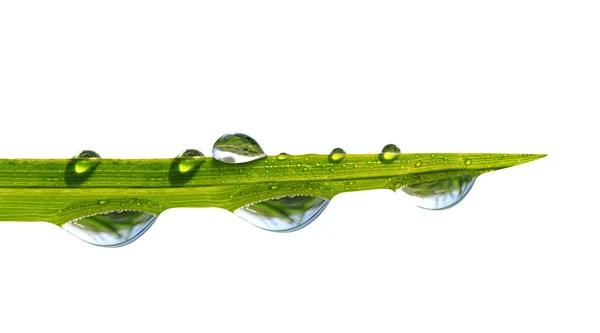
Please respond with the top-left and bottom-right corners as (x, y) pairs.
(176, 149), (204, 173)
(465, 158), (472, 165)
(62, 210), (158, 247)
(328, 148), (346, 163)
(169, 149), (205, 186)
(401, 175), (476, 210)
(235, 195), (329, 232)
(213, 133), (266, 163)
(379, 144), (401, 162)
(65, 150), (102, 187)
(277, 153), (289, 161)
(73, 150), (101, 174)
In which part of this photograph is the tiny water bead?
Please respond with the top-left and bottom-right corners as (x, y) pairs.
(176, 149), (204, 173)
(328, 148), (347, 163)
(169, 149), (205, 186)
(65, 150), (102, 187)
(401, 175), (476, 210)
(213, 133), (266, 163)
(74, 150), (101, 174)
(62, 210), (158, 247)
(277, 152), (289, 161)
(234, 195), (329, 232)
(379, 144), (401, 162)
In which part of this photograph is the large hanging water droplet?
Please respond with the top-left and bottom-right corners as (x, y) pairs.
(379, 144), (401, 162)
(169, 149), (205, 186)
(65, 150), (101, 187)
(62, 210), (158, 247)
(213, 133), (266, 163)
(328, 148), (346, 163)
(401, 175), (476, 210)
(235, 195), (329, 232)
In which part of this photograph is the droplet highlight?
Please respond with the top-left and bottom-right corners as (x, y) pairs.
(213, 133), (266, 163)
(379, 144), (401, 162)
(235, 195), (329, 232)
(277, 153), (289, 161)
(62, 210), (158, 247)
(401, 175), (476, 210)
(65, 150), (101, 187)
(328, 148), (346, 163)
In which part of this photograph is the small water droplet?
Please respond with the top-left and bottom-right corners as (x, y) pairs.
(65, 150), (101, 187)
(235, 196), (329, 232)
(169, 149), (205, 186)
(465, 159), (472, 165)
(62, 210), (158, 247)
(328, 148), (346, 163)
(401, 175), (476, 210)
(176, 149), (204, 173)
(415, 161), (422, 167)
(379, 144), (401, 162)
(277, 153), (289, 161)
(213, 133), (266, 163)
(269, 185), (279, 190)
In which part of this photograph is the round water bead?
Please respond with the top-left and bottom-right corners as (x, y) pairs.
(62, 210), (158, 247)
(328, 148), (347, 163)
(213, 133), (266, 163)
(401, 175), (476, 210)
(235, 195), (329, 232)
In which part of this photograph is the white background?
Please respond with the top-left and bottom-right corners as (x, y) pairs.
(0, 1), (598, 332)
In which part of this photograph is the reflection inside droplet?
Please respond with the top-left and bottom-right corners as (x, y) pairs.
(401, 175), (476, 210)
(62, 210), (158, 247)
(235, 195), (329, 232)
(213, 133), (266, 163)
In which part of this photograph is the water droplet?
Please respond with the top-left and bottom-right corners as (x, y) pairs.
(328, 148), (346, 163)
(269, 185), (279, 190)
(401, 175), (476, 210)
(65, 150), (101, 187)
(169, 149), (205, 186)
(379, 144), (401, 162)
(415, 161), (422, 167)
(62, 210), (158, 247)
(213, 133), (266, 163)
(465, 159), (472, 165)
(176, 149), (204, 173)
(277, 153), (289, 161)
(235, 196), (329, 232)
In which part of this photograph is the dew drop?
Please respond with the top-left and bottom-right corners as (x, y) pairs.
(62, 210), (158, 247)
(73, 150), (100, 174)
(401, 175), (476, 210)
(169, 149), (205, 186)
(328, 148), (346, 163)
(277, 153), (289, 161)
(176, 149), (204, 173)
(465, 158), (472, 165)
(213, 133), (266, 163)
(379, 144), (401, 162)
(235, 195), (329, 232)
(65, 150), (101, 187)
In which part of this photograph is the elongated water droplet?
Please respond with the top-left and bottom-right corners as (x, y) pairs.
(213, 133), (266, 163)
(328, 148), (346, 163)
(65, 150), (101, 187)
(235, 195), (329, 232)
(62, 210), (158, 247)
(401, 175), (476, 210)
(277, 152), (289, 161)
(169, 149), (205, 186)
(379, 144), (401, 162)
